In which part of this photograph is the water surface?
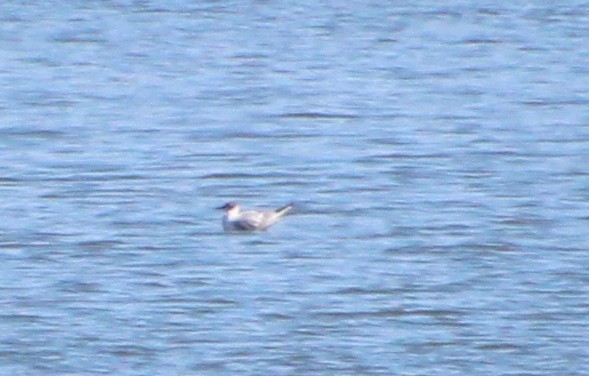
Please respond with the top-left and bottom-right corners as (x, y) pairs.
(1, 1), (588, 375)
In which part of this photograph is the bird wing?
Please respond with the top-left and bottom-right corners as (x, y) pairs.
(234, 211), (265, 231)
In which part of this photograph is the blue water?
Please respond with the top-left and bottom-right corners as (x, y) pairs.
(1, 1), (588, 375)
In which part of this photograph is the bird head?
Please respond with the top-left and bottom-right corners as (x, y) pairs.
(217, 202), (239, 212)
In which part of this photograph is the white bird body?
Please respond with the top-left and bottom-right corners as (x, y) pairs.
(218, 202), (293, 232)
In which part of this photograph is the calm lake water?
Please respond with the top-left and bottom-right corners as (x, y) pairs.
(1, 1), (588, 375)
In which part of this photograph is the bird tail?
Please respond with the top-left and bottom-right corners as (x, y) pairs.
(275, 203), (294, 216)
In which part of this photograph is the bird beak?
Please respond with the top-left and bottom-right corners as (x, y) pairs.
(216, 205), (226, 210)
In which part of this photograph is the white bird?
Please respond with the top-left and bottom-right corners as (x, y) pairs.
(217, 202), (293, 232)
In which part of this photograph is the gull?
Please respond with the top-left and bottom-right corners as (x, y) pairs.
(217, 202), (293, 232)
